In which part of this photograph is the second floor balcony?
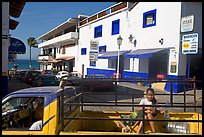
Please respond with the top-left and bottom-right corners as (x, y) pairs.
(38, 54), (53, 60)
(38, 32), (78, 48)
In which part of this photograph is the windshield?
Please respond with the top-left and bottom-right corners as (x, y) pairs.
(2, 97), (30, 113)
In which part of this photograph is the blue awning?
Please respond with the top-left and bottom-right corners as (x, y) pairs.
(9, 37), (26, 54)
(124, 48), (170, 58)
(98, 50), (131, 59)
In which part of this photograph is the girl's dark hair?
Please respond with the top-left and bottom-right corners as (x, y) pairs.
(146, 88), (157, 104)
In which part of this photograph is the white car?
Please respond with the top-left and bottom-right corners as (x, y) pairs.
(56, 71), (69, 80)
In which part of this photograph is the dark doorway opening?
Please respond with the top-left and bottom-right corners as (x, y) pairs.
(148, 52), (168, 79)
(188, 54), (202, 89)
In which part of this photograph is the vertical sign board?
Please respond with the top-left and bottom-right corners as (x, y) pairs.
(182, 33), (198, 54)
(90, 40), (99, 50)
(181, 15), (194, 32)
(89, 51), (98, 61)
(90, 40), (99, 61)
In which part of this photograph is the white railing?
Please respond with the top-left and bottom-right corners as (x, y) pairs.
(38, 32), (78, 48)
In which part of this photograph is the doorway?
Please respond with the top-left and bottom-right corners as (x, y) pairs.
(148, 52), (168, 79)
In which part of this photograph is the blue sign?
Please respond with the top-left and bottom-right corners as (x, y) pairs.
(9, 37), (26, 54)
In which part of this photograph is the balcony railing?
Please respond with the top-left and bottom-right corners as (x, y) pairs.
(38, 32), (78, 48)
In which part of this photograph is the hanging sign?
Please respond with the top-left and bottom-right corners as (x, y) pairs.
(89, 51), (98, 61)
(90, 40), (99, 50)
(182, 33), (198, 54)
(181, 15), (194, 32)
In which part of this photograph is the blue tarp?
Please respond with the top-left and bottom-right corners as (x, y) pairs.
(124, 48), (170, 58)
(98, 50), (131, 59)
(9, 37), (26, 54)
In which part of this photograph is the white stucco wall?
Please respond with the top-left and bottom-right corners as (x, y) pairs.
(77, 2), (182, 76)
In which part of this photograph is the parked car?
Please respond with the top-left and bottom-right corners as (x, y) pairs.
(80, 74), (114, 92)
(13, 70), (27, 80)
(32, 74), (60, 87)
(56, 71), (69, 80)
(41, 70), (59, 75)
(63, 72), (82, 86)
(21, 70), (42, 85)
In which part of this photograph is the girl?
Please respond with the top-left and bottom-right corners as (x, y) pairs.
(136, 88), (158, 134)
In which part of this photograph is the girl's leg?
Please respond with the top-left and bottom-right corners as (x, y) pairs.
(137, 115), (147, 134)
(146, 113), (156, 132)
(117, 121), (130, 132)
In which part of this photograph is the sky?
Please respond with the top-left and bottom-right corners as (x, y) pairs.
(10, 2), (116, 60)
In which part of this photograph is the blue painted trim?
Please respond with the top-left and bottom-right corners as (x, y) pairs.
(111, 19), (120, 35)
(87, 68), (115, 78)
(123, 71), (150, 86)
(164, 75), (189, 93)
(99, 46), (106, 53)
(2, 76), (8, 98)
(124, 53), (153, 58)
(94, 25), (102, 38)
(81, 48), (87, 55)
(143, 9), (157, 28)
(98, 55), (118, 59)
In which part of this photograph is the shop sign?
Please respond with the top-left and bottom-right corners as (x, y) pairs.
(89, 51), (98, 61)
(90, 40), (99, 50)
(170, 62), (177, 73)
(182, 33), (198, 54)
(181, 15), (194, 32)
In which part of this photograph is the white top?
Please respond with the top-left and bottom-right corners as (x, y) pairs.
(139, 98), (153, 105)
(29, 120), (43, 130)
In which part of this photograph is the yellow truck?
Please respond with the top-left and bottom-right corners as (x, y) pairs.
(2, 85), (202, 135)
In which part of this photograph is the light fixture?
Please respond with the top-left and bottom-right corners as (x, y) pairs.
(159, 38), (164, 45)
(129, 34), (134, 42)
(129, 34), (137, 47)
(116, 35), (123, 79)
(117, 35), (123, 46)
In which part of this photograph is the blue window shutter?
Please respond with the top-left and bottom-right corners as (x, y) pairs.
(112, 19), (120, 35)
(94, 25), (102, 38)
(81, 48), (86, 55)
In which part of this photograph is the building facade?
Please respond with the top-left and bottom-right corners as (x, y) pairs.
(76, 2), (202, 93)
(37, 2), (202, 93)
(37, 16), (87, 72)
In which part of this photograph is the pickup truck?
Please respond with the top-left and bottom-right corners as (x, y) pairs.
(2, 85), (202, 135)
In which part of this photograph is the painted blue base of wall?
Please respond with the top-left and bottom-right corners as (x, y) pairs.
(2, 76), (8, 98)
(123, 71), (150, 86)
(87, 68), (116, 78)
(164, 75), (189, 93)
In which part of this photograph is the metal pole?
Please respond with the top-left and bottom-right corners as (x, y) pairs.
(115, 80), (118, 105)
(132, 95), (134, 112)
(184, 82), (186, 112)
(170, 81), (173, 105)
(193, 76), (196, 112)
(187, 56), (190, 78)
(117, 44), (120, 78)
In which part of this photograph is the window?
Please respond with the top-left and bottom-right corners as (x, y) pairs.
(2, 97), (44, 130)
(99, 46), (106, 53)
(112, 19), (120, 35)
(124, 58), (130, 70)
(90, 61), (96, 67)
(143, 9), (157, 28)
(108, 59), (116, 69)
(94, 25), (102, 38)
(81, 48), (87, 55)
